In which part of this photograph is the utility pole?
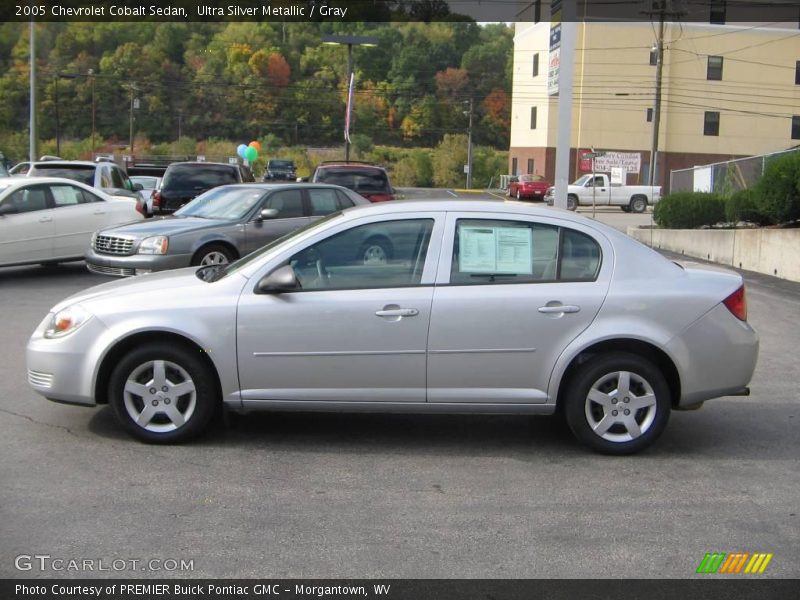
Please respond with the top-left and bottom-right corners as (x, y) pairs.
(89, 69), (96, 154)
(29, 21), (37, 162)
(127, 83), (138, 154)
(177, 108), (182, 139)
(466, 98), (474, 189)
(54, 75), (60, 156)
(649, 7), (666, 187)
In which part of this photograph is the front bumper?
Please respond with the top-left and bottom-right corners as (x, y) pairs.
(85, 248), (192, 277)
(26, 315), (110, 406)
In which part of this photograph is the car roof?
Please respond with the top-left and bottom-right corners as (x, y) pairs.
(0, 176), (114, 197)
(165, 161), (238, 168)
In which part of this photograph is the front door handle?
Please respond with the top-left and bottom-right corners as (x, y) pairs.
(375, 308), (419, 317)
(38, 216), (52, 223)
(538, 304), (580, 314)
(93, 209), (106, 215)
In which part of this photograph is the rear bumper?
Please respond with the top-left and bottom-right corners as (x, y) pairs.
(666, 303), (759, 408)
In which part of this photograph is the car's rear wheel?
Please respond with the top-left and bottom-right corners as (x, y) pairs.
(108, 343), (219, 443)
(192, 244), (235, 267)
(563, 352), (670, 454)
(630, 196), (648, 213)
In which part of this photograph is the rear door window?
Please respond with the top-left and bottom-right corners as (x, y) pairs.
(264, 189), (304, 218)
(308, 188), (340, 216)
(49, 184), (88, 206)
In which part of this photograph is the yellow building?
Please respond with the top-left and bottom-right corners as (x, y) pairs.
(509, 20), (800, 189)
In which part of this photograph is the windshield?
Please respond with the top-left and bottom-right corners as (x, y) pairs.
(175, 187), (265, 220)
(29, 165), (94, 185)
(130, 176), (158, 189)
(573, 175), (592, 186)
(269, 161), (294, 169)
(163, 165), (238, 189)
(316, 168), (390, 192)
(207, 211), (344, 281)
(520, 175), (545, 183)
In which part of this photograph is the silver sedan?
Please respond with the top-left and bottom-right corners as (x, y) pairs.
(26, 200), (758, 454)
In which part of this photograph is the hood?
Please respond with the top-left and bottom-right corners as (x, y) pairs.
(51, 268), (202, 313)
(99, 216), (232, 238)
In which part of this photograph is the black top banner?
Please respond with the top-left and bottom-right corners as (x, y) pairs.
(3, 579), (800, 600)
(3, 0), (800, 23)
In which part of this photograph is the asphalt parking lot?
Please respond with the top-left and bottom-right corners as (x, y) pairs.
(1, 191), (798, 579)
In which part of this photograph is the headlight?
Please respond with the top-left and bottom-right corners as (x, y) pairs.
(138, 236), (169, 255)
(44, 305), (92, 339)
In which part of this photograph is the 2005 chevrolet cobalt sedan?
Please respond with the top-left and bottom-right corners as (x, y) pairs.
(26, 200), (758, 454)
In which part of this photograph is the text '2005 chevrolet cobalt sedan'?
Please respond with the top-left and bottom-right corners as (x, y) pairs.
(27, 200), (758, 454)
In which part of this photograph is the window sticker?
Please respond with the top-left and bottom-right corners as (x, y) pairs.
(459, 225), (533, 274)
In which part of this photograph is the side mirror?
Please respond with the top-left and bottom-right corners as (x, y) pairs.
(258, 208), (279, 221)
(132, 183), (144, 191)
(256, 264), (300, 294)
(0, 204), (17, 216)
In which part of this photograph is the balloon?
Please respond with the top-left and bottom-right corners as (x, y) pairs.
(245, 146), (258, 162)
(236, 144), (248, 159)
(249, 141), (261, 152)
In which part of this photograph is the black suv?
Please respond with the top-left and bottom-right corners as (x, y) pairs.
(309, 161), (395, 203)
(27, 159), (140, 199)
(153, 162), (254, 214)
(263, 159), (296, 181)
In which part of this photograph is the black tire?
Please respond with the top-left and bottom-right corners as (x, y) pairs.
(191, 243), (235, 267)
(567, 195), (578, 211)
(108, 343), (219, 443)
(358, 237), (393, 265)
(563, 352), (670, 455)
(630, 196), (647, 213)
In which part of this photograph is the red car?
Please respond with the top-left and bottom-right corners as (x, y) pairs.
(508, 174), (551, 201)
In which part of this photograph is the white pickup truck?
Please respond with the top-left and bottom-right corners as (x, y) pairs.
(545, 174), (661, 212)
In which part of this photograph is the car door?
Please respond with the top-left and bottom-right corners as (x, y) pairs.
(235, 213), (444, 404)
(0, 184), (54, 265)
(48, 183), (108, 258)
(426, 212), (611, 404)
(243, 188), (309, 254)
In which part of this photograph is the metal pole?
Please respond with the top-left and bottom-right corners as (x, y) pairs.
(89, 69), (96, 154)
(128, 84), (135, 154)
(592, 156), (596, 219)
(553, 17), (576, 209)
(55, 75), (60, 156)
(29, 21), (36, 162)
(345, 43), (353, 162)
(649, 14), (665, 187)
(466, 98), (474, 189)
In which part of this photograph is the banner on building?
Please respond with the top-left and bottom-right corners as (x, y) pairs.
(580, 151), (642, 174)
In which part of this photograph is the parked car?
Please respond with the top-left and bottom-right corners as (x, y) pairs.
(27, 159), (141, 201)
(263, 159), (296, 181)
(129, 175), (162, 217)
(84, 183), (368, 277)
(152, 162), (254, 214)
(308, 161), (396, 202)
(9, 162), (31, 176)
(0, 177), (143, 268)
(508, 174), (551, 201)
(28, 200), (758, 454)
(545, 174), (661, 212)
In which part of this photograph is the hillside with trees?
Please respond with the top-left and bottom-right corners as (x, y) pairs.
(0, 21), (513, 162)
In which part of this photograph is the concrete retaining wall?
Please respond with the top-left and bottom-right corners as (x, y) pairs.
(627, 227), (800, 282)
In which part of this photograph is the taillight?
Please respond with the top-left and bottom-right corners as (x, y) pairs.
(723, 285), (747, 321)
(152, 190), (161, 208)
(135, 199), (145, 216)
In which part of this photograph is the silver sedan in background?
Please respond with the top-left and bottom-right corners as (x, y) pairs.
(84, 182), (368, 277)
(27, 200), (758, 454)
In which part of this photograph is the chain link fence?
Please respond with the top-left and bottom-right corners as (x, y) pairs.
(670, 148), (800, 195)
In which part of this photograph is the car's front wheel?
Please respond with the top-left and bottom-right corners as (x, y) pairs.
(563, 352), (670, 454)
(108, 343), (219, 443)
(192, 244), (235, 267)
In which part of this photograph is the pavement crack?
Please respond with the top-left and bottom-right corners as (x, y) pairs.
(0, 407), (79, 437)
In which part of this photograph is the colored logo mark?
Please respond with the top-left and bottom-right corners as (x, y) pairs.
(696, 552), (773, 574)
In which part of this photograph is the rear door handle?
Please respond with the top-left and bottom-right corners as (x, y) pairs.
(93, 209), (106, 215)
(375, 308), (419, 317)
(38, 216), (52, 223)
(538, 305), (580, 314)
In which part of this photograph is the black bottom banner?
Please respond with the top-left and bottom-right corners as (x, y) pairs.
(3, 579), (799, 600)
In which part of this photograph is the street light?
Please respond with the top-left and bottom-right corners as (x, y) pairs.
(321, 34), (379, 161)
